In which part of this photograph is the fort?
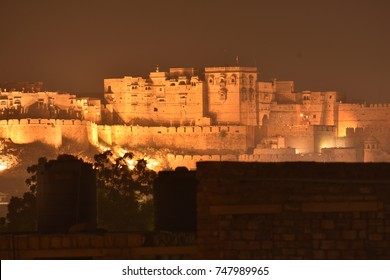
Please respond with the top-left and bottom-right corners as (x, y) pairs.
(1, 65), (390, 167)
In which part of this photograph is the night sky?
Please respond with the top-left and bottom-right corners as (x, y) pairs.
(0, 0), (389, 102)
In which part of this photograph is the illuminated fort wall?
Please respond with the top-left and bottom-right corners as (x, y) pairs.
(97, 125), (253, 153)
(0, 119), (96, 149)
(337, 103), (390, 152)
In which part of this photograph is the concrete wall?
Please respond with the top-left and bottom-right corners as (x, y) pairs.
(196, 161), (390, 259)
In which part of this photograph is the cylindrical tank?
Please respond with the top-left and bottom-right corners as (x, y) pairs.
(153, 167), (197, 231)
(37, 155), (96, 233)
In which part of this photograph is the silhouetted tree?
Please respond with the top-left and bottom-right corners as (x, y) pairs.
(5, 163), (38, 232)
(94, 151), (156, 231)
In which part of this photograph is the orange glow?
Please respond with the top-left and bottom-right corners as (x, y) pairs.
(0, 154), (18, 172)
(94, 143), (161, 171)
(0, 164), (7, 171)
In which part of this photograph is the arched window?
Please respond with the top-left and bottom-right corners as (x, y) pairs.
(249, 75), (254, 86)
(230, 74), (236, 84)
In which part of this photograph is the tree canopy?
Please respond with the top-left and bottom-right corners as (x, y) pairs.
(94, 150), (156, 231)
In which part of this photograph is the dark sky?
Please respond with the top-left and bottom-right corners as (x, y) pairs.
(0, 0), (389, 102)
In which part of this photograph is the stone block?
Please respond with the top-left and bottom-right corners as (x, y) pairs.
(336, 240), (349, 250)
(282, 234), (295, 241)
(352, 220), (367, 229)
(62, 236), (72, 248)
(312, 250), (325, 259)
(114, 235), (127, 247)
(28, 236), (40, 250)
(50, 236), (62, 249)
(248, 241), (260, 250)
(242, 231), (256, 240)
(326, 250), (340, 259)
(40, 236), (51, 249)
(128, 234), (144, 247)
(262, 240), (273, 249)
(320, 240), (335, 250)
(90, 236), (104, 248)
(368, 234), (383, 241)
(76, 235), (90, 248)
(16, 236), (28, 250)
(321, 220), (335, 229)
(231, 241), (247, 250)
(342, 230), (357, 240)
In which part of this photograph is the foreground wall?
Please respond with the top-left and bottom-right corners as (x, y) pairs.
(0, 232), (196, 259)
(196, 162), (390, 259)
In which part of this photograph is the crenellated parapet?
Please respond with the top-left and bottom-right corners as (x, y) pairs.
(0, 118), (95, 148)
(97, 124), (253, 153)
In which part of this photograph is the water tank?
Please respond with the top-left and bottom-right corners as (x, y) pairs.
(153, 167), (197, 231)
(37, 155), (96, 233)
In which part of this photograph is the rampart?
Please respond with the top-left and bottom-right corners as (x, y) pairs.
(337, 103), (390, 152)
(0, 119), (252, 153)
(97, 125), (252, 153)
(0, 119), (94, 149)
(338, 103), (390, 136)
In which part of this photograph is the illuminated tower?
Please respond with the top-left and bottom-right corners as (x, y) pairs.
(205, 66), (258, 125)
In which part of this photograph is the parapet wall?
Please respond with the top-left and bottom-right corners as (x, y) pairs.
(338, 103), (390, 136)
(0, 119), (93, 149)
(0, 232), (196, 259)
(337, 103), (390, 151)
(0, 119), (257, 153)
(196, 161), (390, 259)
(97, 125), (252, 153)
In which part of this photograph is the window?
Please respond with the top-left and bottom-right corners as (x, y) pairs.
(154, 107), (158, 112)
(313, 114), (316, 119)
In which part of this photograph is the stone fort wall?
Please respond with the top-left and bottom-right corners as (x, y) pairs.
(338, 104), (390, 152)
(338, 104), (390, 135)
(97, 125), (253, 153)
(0, 119), (253, 154)
(0, 119), (96, 149)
